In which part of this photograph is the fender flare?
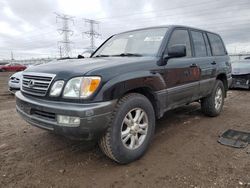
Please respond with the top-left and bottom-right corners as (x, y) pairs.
(94, 70), (166, 101)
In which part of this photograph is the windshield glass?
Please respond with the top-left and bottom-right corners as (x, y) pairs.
(93, 28), (168, 57)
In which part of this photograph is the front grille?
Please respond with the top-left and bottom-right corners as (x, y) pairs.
(22, 72), (55, 96)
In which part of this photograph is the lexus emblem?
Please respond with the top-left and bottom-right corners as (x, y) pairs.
(27, 80), (35, 88)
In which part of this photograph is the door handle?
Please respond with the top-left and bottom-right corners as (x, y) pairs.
(190, 63), (198, 68)
(211, 61), (216, 65)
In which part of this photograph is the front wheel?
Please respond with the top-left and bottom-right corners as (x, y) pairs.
(201, 80), (225, 117)
(99, 93), (155, 164)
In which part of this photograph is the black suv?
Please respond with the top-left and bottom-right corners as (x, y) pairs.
(16, 25), (232, 164)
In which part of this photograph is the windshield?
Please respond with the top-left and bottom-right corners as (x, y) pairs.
(93, 28), (168, 57)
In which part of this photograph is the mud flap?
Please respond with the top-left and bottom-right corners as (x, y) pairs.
(218, 129), (250, 148)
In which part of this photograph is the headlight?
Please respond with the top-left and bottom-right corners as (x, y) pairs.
(63, 76), (101, 99)
(50, 80), (64, 97)
(63, 77), (81, 98)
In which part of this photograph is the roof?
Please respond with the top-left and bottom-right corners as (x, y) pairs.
(117, 25), (218, 36)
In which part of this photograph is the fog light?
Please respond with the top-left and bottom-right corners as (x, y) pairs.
(57, 115), (80, 127)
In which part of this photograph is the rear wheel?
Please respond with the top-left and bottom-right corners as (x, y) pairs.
(99, 93), (155, 164)
(201, 80), (225, 117)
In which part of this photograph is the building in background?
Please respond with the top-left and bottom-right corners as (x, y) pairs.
(0, 58), (55, 66)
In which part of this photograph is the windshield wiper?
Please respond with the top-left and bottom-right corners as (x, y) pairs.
(113, 53), (143, 57)
(95, 53), (143, 57)
(95, 54), (110, 57)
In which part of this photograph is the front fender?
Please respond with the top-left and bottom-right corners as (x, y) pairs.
(94, 70), (166, 101)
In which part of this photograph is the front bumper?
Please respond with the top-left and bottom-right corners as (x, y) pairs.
(231, 74), (250, 89)
(15, 91), (117, 140)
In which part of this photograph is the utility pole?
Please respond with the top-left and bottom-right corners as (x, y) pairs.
(55, 13), (74, 58)
(83, 19), (101, 51)
(11, 51), (14, 60)
(59, 46), (62, 59)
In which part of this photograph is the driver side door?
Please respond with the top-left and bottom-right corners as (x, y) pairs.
(164, 29), (200, 109)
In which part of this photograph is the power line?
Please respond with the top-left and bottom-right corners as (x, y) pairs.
(100, 3), (250, 29)
(55, 12), (75, 58)
(2, 1), (250, 58)
(1, 22), (250, 52)
(95, 0), (249, 21)
(2, 17), (250, 48)
(101, 18), (250, 32)
(83, 19), (101, 51)
(6, 1), (250, 46)
(4, 15), (249, 47)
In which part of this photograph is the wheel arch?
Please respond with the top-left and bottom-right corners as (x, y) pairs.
(94, 71), (166, 118)
(124, 87), (161, 118)
(216, 73), (228, 97)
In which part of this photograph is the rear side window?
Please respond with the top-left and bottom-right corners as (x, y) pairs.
(207, 33), (226, 56)
(167, 29), (192, 57)
(191, 31), (207, 57)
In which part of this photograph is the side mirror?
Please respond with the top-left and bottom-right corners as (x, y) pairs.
(159, 44), (186, 66)
(168, 44), (186, 58)
(77, 54), (85, 59)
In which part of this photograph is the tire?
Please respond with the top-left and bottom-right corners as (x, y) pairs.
(99, 93), (155, 164)
(201, 80), (225, 117)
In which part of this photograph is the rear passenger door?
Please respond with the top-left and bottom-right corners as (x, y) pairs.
(190, 30), (216, 97)
(164, 29), (200, 108)
(207, 32), (229, 76)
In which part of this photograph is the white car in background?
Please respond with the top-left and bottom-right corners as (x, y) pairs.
(8, 71), (23, 94)
(8, 59), (64, 94)
(231, 59), (250, 89)
(8, 61), (51, 94)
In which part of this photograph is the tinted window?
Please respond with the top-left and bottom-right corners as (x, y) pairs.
(191, 31), (207, 57)
(203, 33), (212, 56)
(167, 29), (192, 57)
(207, 33), (226, 56)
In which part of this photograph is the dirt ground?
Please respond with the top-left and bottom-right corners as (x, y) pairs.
(0, 72), (249, 188)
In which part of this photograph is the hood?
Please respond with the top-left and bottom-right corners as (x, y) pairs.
(24, 57), (157, 79)
(232, 61), (250, 75)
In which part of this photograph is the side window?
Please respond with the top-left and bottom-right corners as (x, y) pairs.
(191, 31), (207, 57)
(203, 33), (212, 56)
(167, 29), (192, 57)
(207, 33), (226, 56)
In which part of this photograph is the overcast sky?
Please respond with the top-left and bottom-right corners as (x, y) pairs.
(0, 0), (250, 60)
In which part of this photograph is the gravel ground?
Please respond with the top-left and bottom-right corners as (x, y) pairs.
(0, 72), (249, 188)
